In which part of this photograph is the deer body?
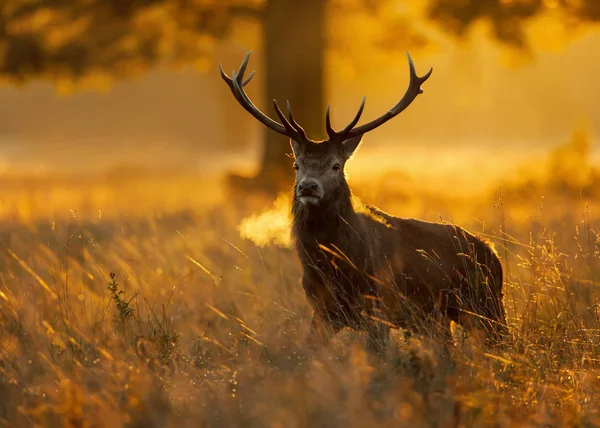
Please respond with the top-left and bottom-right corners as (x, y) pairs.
(293, 191), (506, 343)
(221, 51), (508, 347)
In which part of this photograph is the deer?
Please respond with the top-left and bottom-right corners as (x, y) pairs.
(220, 51), (508, 352)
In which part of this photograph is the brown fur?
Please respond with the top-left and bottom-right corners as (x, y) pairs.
(291, 141), (508, 349)
(219, 50), (506, 349)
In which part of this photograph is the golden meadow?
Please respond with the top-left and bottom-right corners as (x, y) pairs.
(0, 125), (598, 426)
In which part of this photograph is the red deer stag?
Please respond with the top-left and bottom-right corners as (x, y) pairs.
(220, 51), (508, 351)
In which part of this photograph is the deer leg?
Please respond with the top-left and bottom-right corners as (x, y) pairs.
(417, 310), (454, 355)
(307, 311), (341, 349)
(365, 322), (391, 356)
(456, 297), (509, 348)
(439, 317), (454, 355)
(482, 297), (510, 347)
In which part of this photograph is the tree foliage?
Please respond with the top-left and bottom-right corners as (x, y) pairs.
(2, 0), (598, 85)
(427, 0), (600, 48)
(0, 0), (262, 85)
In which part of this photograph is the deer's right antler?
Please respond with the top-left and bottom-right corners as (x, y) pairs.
(326, 52), (432, 142)
(219, 51), (307, 142)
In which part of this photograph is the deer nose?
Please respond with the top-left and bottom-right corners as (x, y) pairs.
(298, 180), (318, 195)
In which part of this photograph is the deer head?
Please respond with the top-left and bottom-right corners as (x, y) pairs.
(220, 51), (432, 207)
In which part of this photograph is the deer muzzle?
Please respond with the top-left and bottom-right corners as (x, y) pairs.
(297, 179), (323, 205)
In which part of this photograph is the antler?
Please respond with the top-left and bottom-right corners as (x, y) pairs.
(219, 51), (307, 141)
(326, 52), (432, 141)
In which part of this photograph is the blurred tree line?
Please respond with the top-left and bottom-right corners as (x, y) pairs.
(1, 0), (598, 192)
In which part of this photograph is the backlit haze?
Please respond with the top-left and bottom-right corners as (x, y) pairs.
(1, 19), (599, 198)
(1, 7), (600, 234)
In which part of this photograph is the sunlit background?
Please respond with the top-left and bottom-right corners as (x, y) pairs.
(1, 0), (599, 221)
(2, 2), (600, 425)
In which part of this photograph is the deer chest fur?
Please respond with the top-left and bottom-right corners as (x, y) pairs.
(294, 224), (377, 328)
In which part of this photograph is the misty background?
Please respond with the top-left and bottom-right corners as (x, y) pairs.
(0, 7), (599, 192)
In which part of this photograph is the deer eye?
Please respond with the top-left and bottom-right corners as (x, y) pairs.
(332, 164), (341, 172)
(293, 163), (299, 171)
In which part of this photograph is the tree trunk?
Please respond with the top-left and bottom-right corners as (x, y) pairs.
(229, 0), (325, 195)
(261, 0), (325, 179)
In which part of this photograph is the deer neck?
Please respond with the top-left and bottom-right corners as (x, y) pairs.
(291, 181), (362, 252)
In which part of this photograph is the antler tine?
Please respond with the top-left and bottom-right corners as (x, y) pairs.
(334, 52), (432, 140)
(218, 64), (253, 89)
(220, 51), (304, 140)
(325, 105), (336, 140)
(286, 100), (307, 140)
(339, 96), (366, 136)
(272, 99), (297, 134)
(326, 97), (366, 142)
(236, 50), (251, 83)
(242, 71), (255, 86)
(219, 64), (257, 111)
(231, 51), (258, 89)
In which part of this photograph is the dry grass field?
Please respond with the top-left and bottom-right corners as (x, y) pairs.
(0, 132), (599, 427)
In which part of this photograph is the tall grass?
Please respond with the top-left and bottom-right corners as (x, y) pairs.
(0, 135), (599, 426)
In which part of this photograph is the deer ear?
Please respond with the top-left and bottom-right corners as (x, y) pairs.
(290, 139), (302, 158)
(340, 135), (363, 159)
